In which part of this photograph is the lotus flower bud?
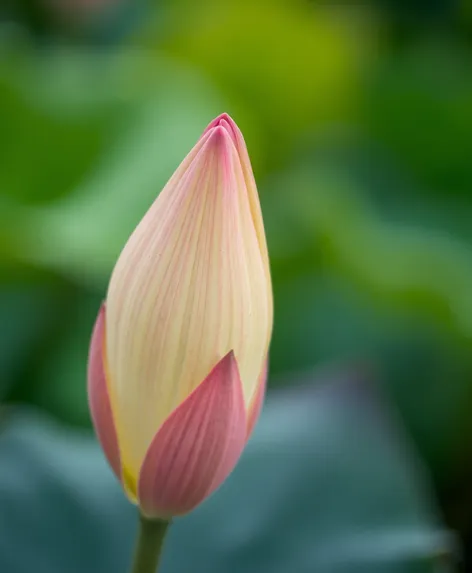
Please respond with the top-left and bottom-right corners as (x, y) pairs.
(87, 113), (272, 519)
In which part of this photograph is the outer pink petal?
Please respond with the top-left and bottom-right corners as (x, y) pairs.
(87, 303), (121, 481)
(137, 351), (247, 519)
(246, 358), (268, 438)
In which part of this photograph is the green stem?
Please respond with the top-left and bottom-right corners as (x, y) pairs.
(130, 513), (171, 573)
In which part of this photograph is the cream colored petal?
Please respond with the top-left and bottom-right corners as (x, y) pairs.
(106, 125), (272, 481)
(204, 114), (273, 346)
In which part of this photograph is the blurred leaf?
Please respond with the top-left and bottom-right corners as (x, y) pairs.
(38, 0), (143, 45)
(0, 0), (143, 43)
(0, 49), (224, 285)
(146, 0), (374, 173)
(0, 284), (62, 397)
(375, 0), (460, 30)
(271, 271), (472, 484)
(274, 165), (472, 342)
(265, 164), (472, 486)
(0, 50), (115, 205)
(0, 410), (136, 573)
(32, 291), (102, 426)
(0, 370), (456, 572)
(364, 40), (472, 195)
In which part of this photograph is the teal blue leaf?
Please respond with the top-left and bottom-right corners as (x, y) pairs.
(0, 370), (456, 572)
(0, 285), (60, 398)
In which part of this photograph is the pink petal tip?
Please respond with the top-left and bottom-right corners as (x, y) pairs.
(203, 113), (240, 147)
(138, 351), (247, 519)
(87, 303), (121, 480)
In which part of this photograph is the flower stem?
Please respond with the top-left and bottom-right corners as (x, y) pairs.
(130, 513), (171, 573)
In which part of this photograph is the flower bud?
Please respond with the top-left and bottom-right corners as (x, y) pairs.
(87, 113), (272, 519)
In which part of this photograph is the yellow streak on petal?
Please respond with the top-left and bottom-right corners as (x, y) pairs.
(122, 465), (138, 502)
(105, 125), (272, 480)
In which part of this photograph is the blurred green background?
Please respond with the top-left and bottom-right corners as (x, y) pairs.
(0, 0), (471, 572)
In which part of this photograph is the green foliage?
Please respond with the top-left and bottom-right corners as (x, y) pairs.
(364, 41), (472, 196)
(0, 0), (471, 570)
(0, 372), (456, 573)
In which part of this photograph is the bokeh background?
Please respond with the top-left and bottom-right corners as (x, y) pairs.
(0, 0), (471, 571)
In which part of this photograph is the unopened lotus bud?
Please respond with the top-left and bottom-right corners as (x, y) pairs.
(87, 113), (272, 519)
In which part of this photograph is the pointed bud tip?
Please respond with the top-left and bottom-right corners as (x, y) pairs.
(203, 113), (239, 147)
(203, 125), (235, 167)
